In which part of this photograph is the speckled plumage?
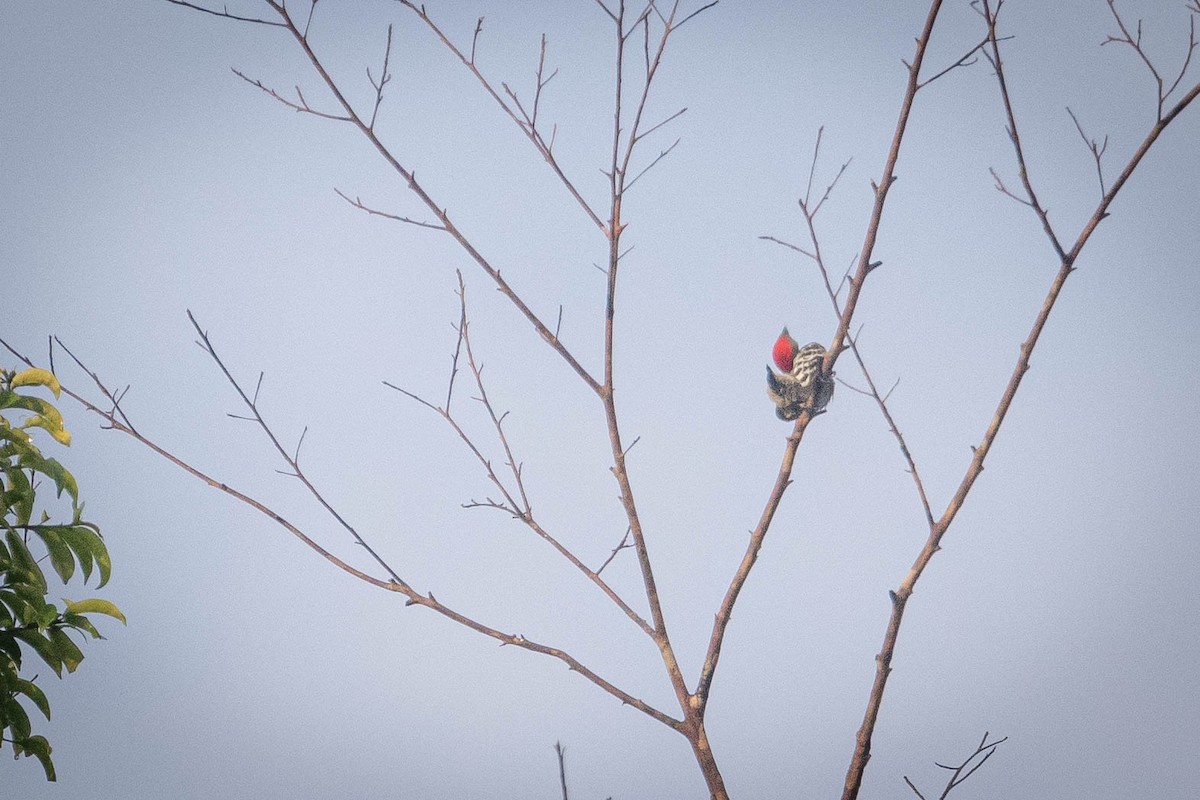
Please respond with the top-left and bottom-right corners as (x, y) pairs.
(766, 329), (834, 420)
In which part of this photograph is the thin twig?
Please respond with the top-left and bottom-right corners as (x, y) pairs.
(247, 0), (600, 395)
(231, 68), (352, 121)
(555, 741), (569, 800)
(596, 528), (633, 575)
(383, 275), (653, 638)
(397, 1), (606, 233)
(1102, 0), (1200, 121)
(979, 2), (1067, 260)
(770, 127), (936, 528)
(367, 24), (394, 131)
(1066, 106), (1108, 197)
(333, 188), (445, 230)
(5, 330), (680, 729)
(916, 34), (1011, 89)
(163, 0), (284, 27)
(904, 732), (1007, 800)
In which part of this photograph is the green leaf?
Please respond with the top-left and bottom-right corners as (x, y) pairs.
(11, 630), (62, 677)
(3, 691), (32, 740)
(5, 531), (46, 595)
(0, 394), (64, 429)
(35, 527), (76, 585)
(14, 678), (50, 721)
(61, 523), (107, 587)
(0, 633), (20, 665)
(64, 598), (126, 625)
(60, 612), (102, 639)
(47, 628), (83, 674)
(5, 467), (35, 526)
(0, 420), (33, 447)
(15, 451), (78, 506)
(12, 734), (55, 781)
(10, 369), (62, 399)
(20, 416), (71, 446)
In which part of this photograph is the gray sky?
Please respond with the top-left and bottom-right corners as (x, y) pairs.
(3, 1), (1199, 798)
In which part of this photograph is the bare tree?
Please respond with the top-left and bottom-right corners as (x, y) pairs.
(5, 0), (1198, 796)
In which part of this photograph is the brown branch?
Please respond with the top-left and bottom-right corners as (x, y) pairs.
(231, 68), (352, 121)
(846, 4), (1200, 799)
(163, 0), (284, 27)
(695, 11), (948, 792)
(597, 3), (723, 795)
(249, 0), (600, 396)
(333, 188), (445, 230)
(904, 732), (1007, 800)
(623, 136), (681, 192)
(596, 528), (632, 575)
(829, 4), (951, 797)
(769, 127), (936, 527)
(1066, 106), (1108, 198)
(384, 274), (653, 638)
(555, 741), (569, 800)
(3, 331), (679, 729)
(1102, 0), (1199, 121)
(366, 24), (394, 131)
(759, 234), (816, 261)
(979, 2), (1067, 261)
(397, 1), (606, 233)
(186, 310), (408, 585)
(916, 34), (1011, 89)
(825, 0), (946, 386)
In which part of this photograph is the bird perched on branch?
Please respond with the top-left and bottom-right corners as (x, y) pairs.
(766, 327), (834, 420)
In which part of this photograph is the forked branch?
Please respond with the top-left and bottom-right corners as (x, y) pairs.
(904, 732), (1008, 800)
(0, 330), (678, 729)
(845, 2), (1200, 798)
(702, 0), (950, 733)
(383, 273), (653, 637)
(397, 2), (606, 233)
(205, 0), (604, 395)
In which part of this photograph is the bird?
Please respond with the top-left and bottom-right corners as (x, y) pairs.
(766, 327), (834, 420)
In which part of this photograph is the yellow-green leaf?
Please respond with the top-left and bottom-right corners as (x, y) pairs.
(10, 369), (62, 399)
(64, 598), (126, 625)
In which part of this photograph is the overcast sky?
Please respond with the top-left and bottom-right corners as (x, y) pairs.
(3, 1), (1199, 798)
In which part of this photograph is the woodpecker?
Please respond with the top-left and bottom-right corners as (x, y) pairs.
(766, 327), (834, 420)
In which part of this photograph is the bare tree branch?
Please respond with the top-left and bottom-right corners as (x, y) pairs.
(333, 188), (445, 230)
(847, 3), (1200, 798)
(397, 1), (607, 233)
(766, 127), (936, 533)
(596, 528), (632, 575)
(555, 741), (570, 800)
(979, 3), (1067, 260)
(905, 732), (1008, 800)
(366, 24), (394, 131)
(1066, 106), (1109, 198)
(383, 273), (654, 639)
(245, 0), (601, 395)
(231, 68), (352, 121)
(916, 34), (1011, 89)
(164, 0), (284, 27)
(3, 330), (680, 729)
(1103, 0), (1200, 121)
